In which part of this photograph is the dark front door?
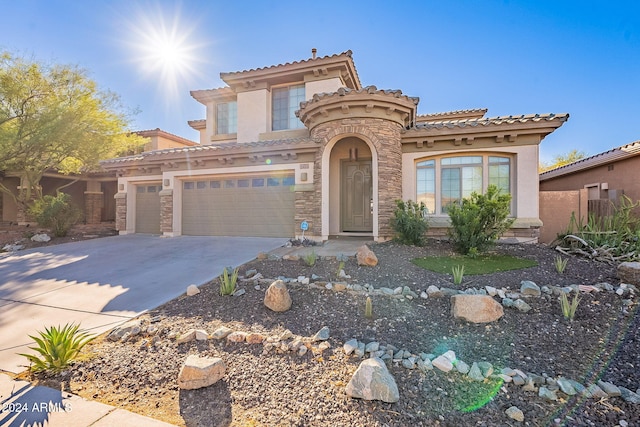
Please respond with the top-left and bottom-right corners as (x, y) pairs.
(341, 160), (373, 232)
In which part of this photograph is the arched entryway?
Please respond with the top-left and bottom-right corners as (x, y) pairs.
(328, 137), (374, 236)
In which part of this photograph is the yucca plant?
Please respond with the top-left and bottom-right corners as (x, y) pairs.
(364, 296), (373, 319)
(554, 255), (568, 274)
(302, 250), (317, 267)
(219, 266), (239, 296)
(19, 323), (94, 372)
(452, 265), (465, 285)
(560, 292), (581, 321)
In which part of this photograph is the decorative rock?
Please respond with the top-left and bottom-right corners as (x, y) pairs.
(2, 244), (24, 252)
(619, 387), (640, 404)
(420, 291), (429, 299)
(312, 326), (330, 342)
(365, 342), (380, 352)
(456, 360), (470, 374)
(333, 283), (347, 292)
(467, 362), (484, 381)
(344, 339), (359, 355)
(432, 355), (454, 372)
(325, 283), (333, 290)
(318, 341), (331, 352)
(176, 329), (197, 344)
(502, 298), (515, 308)
(354, 342), (366, 358)
(186, 284), (200, 296)
(597, 380), (621, 397)
(30, 233), (51, 242)
(477, 361), (493, 378)
(505, 406), (524, 422)
(195, 329), (208, 341)
(211, 326), (233, 340)
(245, 268), (257, 277)
(233, 288), (246, 297)
(417, 358), (433, 372)
(177, 355), (226, 390)
(539, 386), (558, 401)
(298, 345), (308, 356)
(512, 375), (525, 386)
(513, 299), (532, 313)
(451, 294), (504, 323)
(522, 378), (538, 392)
(246, 333), (265, 344)
(520, 280), (541, 296)
(402, 358), (416, 369)
(345, 357), (399, 403)
(557, 377), (577, 395)
(107, 320), (142, 342)
(618, 261), (640, 285)
(226, 331), (248, 343)
(426, 285), (443, 298)
(356, 245), (378, 267)
(442, 350), (457, 363)
(485, 286), (497, 296)
(585, 384), (608, 399)
(264, 280), (292, 312)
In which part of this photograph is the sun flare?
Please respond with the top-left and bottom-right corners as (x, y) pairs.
(123, 4), (205, 103)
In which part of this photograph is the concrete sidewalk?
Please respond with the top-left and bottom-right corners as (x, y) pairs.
(0, 372), (175, 426)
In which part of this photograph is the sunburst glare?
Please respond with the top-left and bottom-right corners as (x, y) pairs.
(122, 3), (207, 105)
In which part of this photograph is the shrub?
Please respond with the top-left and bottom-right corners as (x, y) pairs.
(302, 250), (317, 267)
(447, 185), (514, 255)
(559, 291), (580, 321)
(452, 265), (465, 285)
(219, 266), (239, 296)
(19, 323), (94, 372)
(29, 193), (80, 237)
(390, 200), (429, 246)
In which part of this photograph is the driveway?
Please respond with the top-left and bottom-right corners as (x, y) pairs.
(0, 234), (286, 373)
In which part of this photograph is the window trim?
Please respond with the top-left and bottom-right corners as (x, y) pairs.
(416, 154), (514, 216)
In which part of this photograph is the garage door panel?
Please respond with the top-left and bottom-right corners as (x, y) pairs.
(182, 175), (294, 237)
(136, 184), (161, 234)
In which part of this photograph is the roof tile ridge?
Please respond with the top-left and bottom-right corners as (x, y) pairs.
(221, 50), (353, 76)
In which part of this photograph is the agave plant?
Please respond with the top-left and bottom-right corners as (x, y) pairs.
(219, 266), (239, 296)
(19, 323), (95, 372)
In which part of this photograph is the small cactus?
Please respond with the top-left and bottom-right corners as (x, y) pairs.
(364, 296), (373, 319)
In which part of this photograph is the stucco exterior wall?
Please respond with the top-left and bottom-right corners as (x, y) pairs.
(305, 77), (343, 99)
(237, 89), (269, 143)
(540, 156), (640, 204)
(539, 189), (587, 244)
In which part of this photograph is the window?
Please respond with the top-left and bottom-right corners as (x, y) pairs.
(267, 177), (281, 187)
(238, 179), (250, 188)
(416, 155), (512, 214)
(272, 84), (305, 131)
(252, 178), (265, 187)
(196, 181), (206, 189)
(184, 182), (195, 190)
(216, 101), (237, 134)
(210, 180), (221, 189)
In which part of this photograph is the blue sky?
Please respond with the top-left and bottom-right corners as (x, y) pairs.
(1, 0), (639, 164)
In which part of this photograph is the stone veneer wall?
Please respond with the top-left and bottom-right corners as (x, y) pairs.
(308, 117), (404, 239)
(84, 192), (104, 224)
(159, 190), (173, 234)
(114, 193), (126, 231)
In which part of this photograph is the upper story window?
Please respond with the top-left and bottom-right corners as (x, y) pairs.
(416, 155), (512, 214)
(216, 101), (237, 134)
(272, 84), (305, 131)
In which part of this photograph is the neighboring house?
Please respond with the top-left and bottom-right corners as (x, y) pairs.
(538, 140), (640, 243)
(540, 140), (640, 203)
(101, 49), (568, 241)
(0, 129), (194, 225)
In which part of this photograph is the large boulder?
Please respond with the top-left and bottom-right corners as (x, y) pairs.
(177, 355), (226, 390)
(356, 245), (378, 267)
(345, 357), (399, 403)
(264, 280), (292, 312)
(618, 262), (640, 285)
(451, 294), (504, 323)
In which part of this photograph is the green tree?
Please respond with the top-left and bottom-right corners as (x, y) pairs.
(539, 149), (587, 172)
(0, 51), (145, 211)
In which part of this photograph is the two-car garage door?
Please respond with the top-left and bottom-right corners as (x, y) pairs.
(182, 174), (295, 237)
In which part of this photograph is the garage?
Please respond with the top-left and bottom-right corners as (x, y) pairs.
(135, 184), (162, 234)
(182, 174), (295, 237)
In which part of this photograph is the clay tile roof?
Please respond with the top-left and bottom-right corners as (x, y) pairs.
(221, 50), (354, 77)
(417, 108), (488, 122)
(298, 85), (419, 110)
(135, 128), (198, 146)
(100, 138), (315, 165)
(414, 113), (569, 130)
(540, 140), (640, 180)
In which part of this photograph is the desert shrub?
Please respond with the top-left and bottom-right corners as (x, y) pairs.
(219, 266), (239, 296)
(302, 250), (317, 267)
(390, 200), (429, 246)
(452, 265), (465, 285)
(447, 185), (514, 255)
(19, 323), (94, 372)
(29, 193), (80, 237)
(559, 291), (580, 321)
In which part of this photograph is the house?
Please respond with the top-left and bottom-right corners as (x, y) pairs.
(100, 49), (568, 241)
(538, 140), (640, 242)
(0, 129), (194, 225)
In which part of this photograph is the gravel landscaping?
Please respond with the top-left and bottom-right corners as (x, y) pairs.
(22, 240), (640, 427)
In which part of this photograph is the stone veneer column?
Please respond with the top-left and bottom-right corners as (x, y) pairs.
(159, 189), (173, 234)
(84, 192), (104, 224)
(310, 117), (403, 240)
(114, 193), (127, 232)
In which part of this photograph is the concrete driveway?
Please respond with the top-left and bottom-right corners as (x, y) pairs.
(0, 234), (286, 373)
